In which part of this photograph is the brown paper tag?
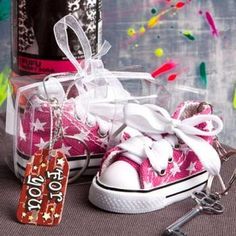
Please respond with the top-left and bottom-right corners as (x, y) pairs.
(16, 149), (69, 226)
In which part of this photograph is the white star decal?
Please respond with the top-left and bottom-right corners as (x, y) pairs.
(170, 162), (181, 176)
(32, 119), (47, 132)
(57, 158), (65, 166)
(59, 144), (72, 156)
(42, 212), (51, 221)
(35, 138), (48, 150)
(181, 147), (190, 156)
(19, 121), (26, 141)
(186, 162), (197, 175)
(73, 132), (89, 142)
(144, 181), (153, 189)
(62, 126), (69, 135)
(54, 213), (60, 219)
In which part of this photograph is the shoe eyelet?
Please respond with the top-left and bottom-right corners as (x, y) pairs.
(168, 157), (173, 163)
(98, 129), (109, 138)
(175, 144), (180, 149)
(75, 113), (81, 121)
(158, 169), (166, 176)
(85, 118), (94, 128)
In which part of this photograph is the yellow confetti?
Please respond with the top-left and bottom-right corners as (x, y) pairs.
(127, 27), (136, 37)
(147, 16), (161, 29)
(147, 8), (172, 29)
(183, 30), (192, 35)
(233, 87), (236, 109)
(154, 48), (164, 57)
(139, 26), (146, 34)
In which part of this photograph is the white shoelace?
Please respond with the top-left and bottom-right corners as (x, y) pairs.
(118, 103), (224, 176)
(75, 85), (132, 138)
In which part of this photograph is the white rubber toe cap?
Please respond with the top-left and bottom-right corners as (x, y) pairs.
(99, 161), (140, 189)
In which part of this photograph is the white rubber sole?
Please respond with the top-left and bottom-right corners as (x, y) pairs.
(15, 151), (103, 180)
(89, 171), (209, 214)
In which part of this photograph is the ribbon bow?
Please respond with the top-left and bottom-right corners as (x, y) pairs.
(53, 14), (121, 94)
(121, 103), (223, 176)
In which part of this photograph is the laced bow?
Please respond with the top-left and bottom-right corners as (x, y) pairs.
(119, 103), (223, 176)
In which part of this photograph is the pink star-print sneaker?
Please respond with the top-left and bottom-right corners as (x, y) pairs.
(89, 101), (224, 213)
(15, 78), (141, 182)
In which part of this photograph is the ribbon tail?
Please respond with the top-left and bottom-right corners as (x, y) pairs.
(175, 129), (221, 176)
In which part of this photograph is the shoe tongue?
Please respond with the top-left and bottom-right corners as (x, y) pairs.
(172, 101), (212, 120)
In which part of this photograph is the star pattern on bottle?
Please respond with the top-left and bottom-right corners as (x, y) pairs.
(19, 121), (26, 141)
(35, 138), (48, 150)
(42, 212), (51, 221)
(186, 162), (197, 175)
(32, 119), (47, 132)
(22, 212), (27, 217)
(170, 161), (181, 176)
(59, 144), (72, 156)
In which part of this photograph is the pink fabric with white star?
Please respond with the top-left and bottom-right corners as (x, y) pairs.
(18, 96), (106, 158)
(99, 101), (214, 189)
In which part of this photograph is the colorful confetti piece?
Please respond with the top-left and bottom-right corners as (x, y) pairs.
(168, 73), (178, 81)
(205, 11), (219, 37)
(127, 28), (136, 37)
(151, 61), (177, 78)
(139, 26), (146, 34)
(182, 30), (195, 41)
(0, 67), (12, 106)
(176, 2), (185, 9)
(199, 62), (208, 86)
(233, 87), (236, 109)
(0, 0), (10, 21)
(154, 48), (164, 57)
(147, 8), (172, 29)
(151, 8), (158, 15)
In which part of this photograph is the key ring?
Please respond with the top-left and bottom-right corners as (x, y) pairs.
(63, 135), (91, 184)
(40, 75), (92, 183)
(192, 191), (224, 215)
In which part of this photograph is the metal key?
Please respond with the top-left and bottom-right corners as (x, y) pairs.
(162, 191), (224, 236)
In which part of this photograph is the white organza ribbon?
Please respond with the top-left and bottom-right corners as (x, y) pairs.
(53, 14), (121, 93)
(53, 14), (134, 123)
(119, 103), (223, 176)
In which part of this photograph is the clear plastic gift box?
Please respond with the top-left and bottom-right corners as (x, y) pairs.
(5, 71), (171, 182)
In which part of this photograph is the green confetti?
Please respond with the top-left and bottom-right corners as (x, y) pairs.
(0, 0), (10, 21)
(233, 87), (236, 109)
(0, 67), (12, 106)
(199, 62), (207, 87)
(151, 8), (158, 15)
(183, 31), (195, 41)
